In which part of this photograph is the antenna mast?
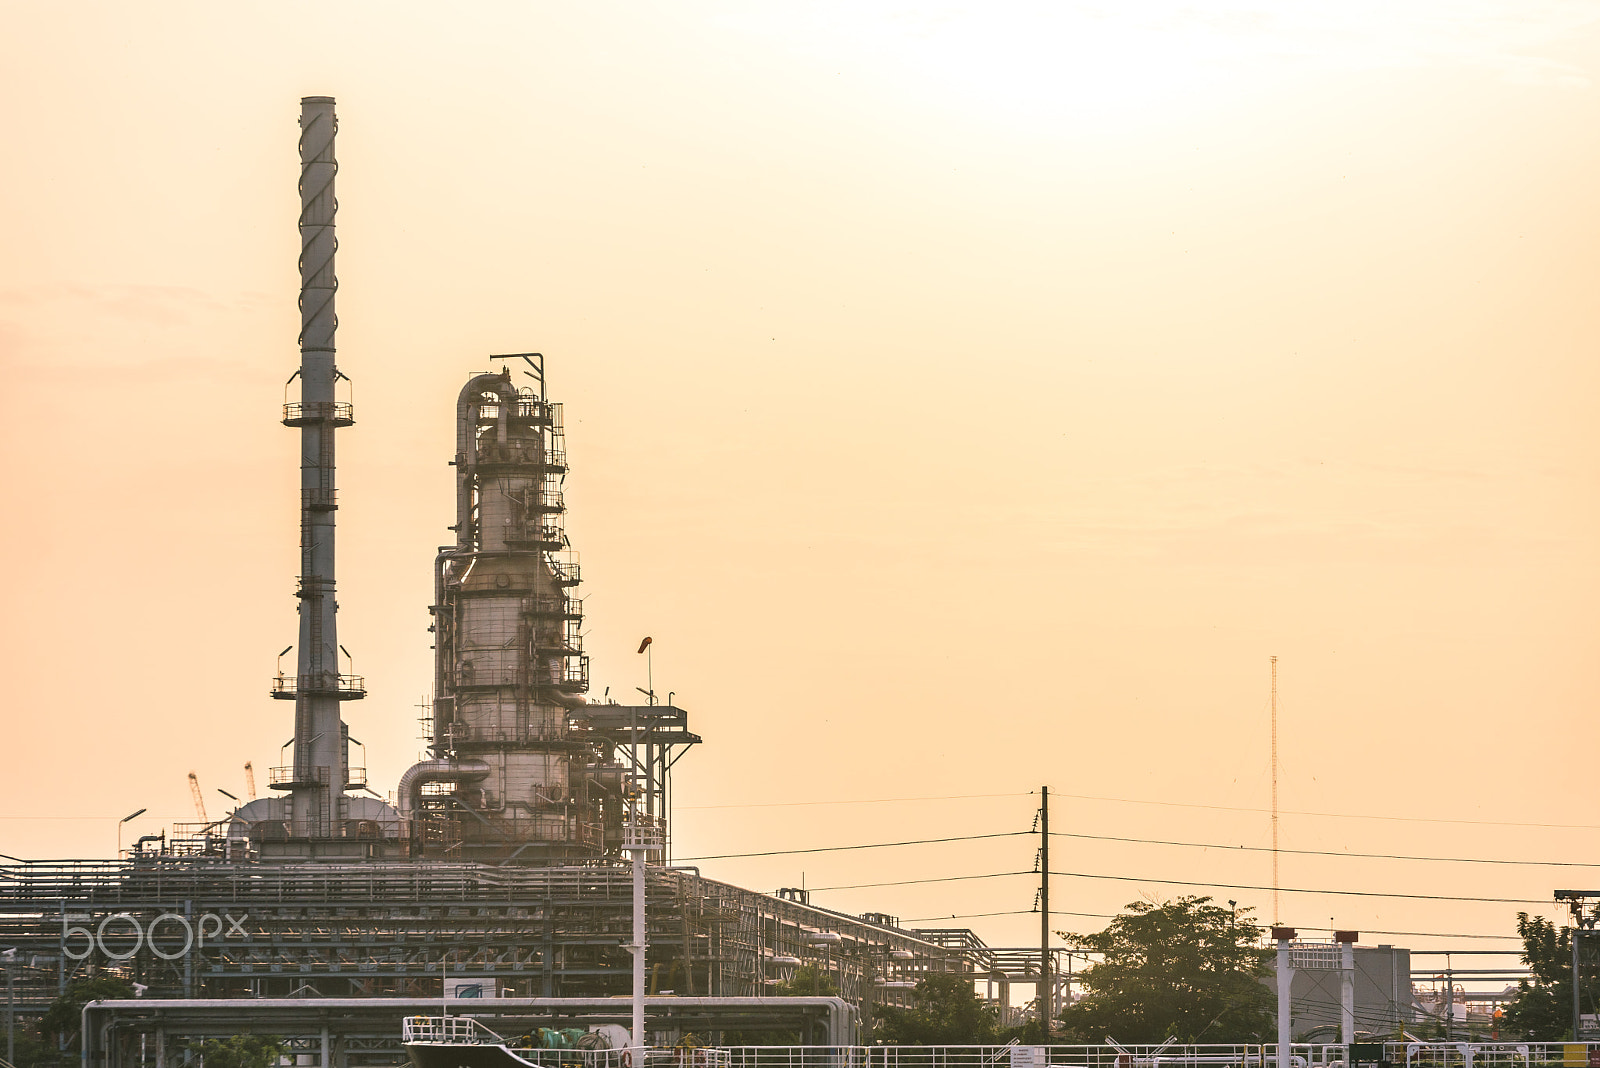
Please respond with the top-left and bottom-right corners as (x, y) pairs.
(1270, 655), (1280, 925)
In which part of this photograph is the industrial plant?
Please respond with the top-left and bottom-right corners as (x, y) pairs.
(0, 98), (1051, 1064)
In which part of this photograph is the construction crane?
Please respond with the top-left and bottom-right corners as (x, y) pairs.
(243, 762), (257, 801)
(188, 772), (208, 822)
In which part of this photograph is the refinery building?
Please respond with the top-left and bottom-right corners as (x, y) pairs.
(0, 98), (1053, 1064)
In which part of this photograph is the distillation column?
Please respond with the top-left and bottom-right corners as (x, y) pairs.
(400, 365), (623, 861)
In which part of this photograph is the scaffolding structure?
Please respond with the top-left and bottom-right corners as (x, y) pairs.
(0, 859), (984, 1023)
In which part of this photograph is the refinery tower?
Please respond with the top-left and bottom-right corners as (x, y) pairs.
(227, 97), (696, 864)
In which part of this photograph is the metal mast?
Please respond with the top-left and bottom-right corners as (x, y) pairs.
(271, 95), (361, 838)
(1270, 654), (1280, 924)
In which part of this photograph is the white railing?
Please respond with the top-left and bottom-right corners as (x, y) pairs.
(717, 1046), (1600, 1068)
(402, 1015), (505, 1045)
(455, 1049), (733, 1068)
(1399, 1042), (1593, 1068)
(393, 1039), (1600, 1068)
(724, 1048), (1261, 1068)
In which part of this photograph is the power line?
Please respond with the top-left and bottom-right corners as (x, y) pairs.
(1048, 868), (1551, 905)
(1053, 791), (1600, 831)
(684, 787), (1598, 831)
(679, 792), (1026, 811)
(900, 917), (1520, 944)
(1050, 830), (1600, 868)
(900, 910), (1522, 941)
(906, 909), (1114, 923)
(809, 867), (1547, 903)
(675, 830), (1028, 861)
(1292, 926), (1517, 942)
(811, 871), (1031, 891)
(0, 815), (188, 821)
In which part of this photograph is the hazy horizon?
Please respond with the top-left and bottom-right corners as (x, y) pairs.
(3, 1), (1599, 965)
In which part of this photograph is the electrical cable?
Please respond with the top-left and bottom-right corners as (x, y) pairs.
(1049, 830), (1600, 868)
(675, 830), (1029, 861)
(0, 816), (190, 821)
(1048, 868), (1551, 905)
(1051, 791), (1600, 831)
(810, 871), (1031, 891)
(679, 792), (1027, 811)
(808, 867), (1547, 903)
(905, 909), (1114, 923)
(682, 788), (1598, 830)
(896, 909), (1523, 940)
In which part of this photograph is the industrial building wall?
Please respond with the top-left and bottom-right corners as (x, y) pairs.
(1266, 946), (1413, 1039)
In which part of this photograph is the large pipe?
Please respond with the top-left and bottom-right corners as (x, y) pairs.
(455, 372), (519, 552)
(397, 759), (490, 818)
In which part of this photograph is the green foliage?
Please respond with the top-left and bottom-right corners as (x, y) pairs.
(770, 965), (839, 998)
(185, 1034), (286, 1068)
(999, 1018), (1050, 1045)
(5, 1026), (62, 1068)
(39, 976), (137, 1049)
(1499, 913), (1600, 1040)
(725, 966), (841, 1045)
(1058, 896), (1274, 1044)
(873, 973), (999, 1045)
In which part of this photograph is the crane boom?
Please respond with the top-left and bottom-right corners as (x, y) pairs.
(188, 771), (208, 822)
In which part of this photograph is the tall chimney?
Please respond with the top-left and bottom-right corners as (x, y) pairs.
(272, 95), (360, 837)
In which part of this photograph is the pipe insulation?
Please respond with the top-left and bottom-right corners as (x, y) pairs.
(397, 759), (491, 818)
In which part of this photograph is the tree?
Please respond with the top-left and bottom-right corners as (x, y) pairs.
(1500, 913), (1600, 1040)
(770, 965), (838, 998)
(38, 976), (137, 1062)
(185, 1035), (286, 1068)
(726, 966), (841, 1045)
(1059, 896), (1273, 1044)
(874, 973), (999, 1045)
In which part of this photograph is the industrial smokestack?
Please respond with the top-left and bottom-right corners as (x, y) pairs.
(223, 97), (399, 858)
(272, 95), (359, 837)
(299, 96), (338, 367)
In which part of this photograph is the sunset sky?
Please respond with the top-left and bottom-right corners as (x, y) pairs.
(4, 1), (1600, 968)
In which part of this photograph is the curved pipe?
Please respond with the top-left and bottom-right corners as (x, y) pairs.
(455, 371), (519, 552)
(397, 758), (490, 818)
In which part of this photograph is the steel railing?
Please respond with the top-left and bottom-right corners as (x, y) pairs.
(402, 1015), (503, 1045)
(282, 401), (354, 424)
(270, 674), (366, 697)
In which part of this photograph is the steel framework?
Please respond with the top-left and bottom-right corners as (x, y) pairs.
(0, 859), (982, 1026)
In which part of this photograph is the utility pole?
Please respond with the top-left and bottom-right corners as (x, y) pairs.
(1574, 933), (1582, 1041)
(4, 948), (15, 1067)
(1039, 786), (1051, 1039)
(1555, 891), (1598, 1041)
(1445, 960), (1454, 1041)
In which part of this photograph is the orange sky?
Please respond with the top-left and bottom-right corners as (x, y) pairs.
(3, 1), (1600, 965)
